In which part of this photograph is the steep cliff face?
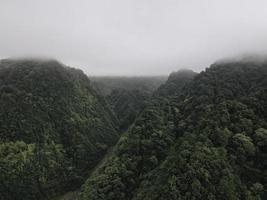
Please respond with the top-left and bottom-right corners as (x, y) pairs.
(0, 59), (119, 200)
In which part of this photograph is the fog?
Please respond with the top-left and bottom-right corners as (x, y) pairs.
(1, 0), (267, 75)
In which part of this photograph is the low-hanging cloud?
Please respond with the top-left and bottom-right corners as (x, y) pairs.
(1, 0), (267, 75)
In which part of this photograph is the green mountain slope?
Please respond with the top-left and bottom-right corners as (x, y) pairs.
(0, 59), (119, 200)
(107, 89), (150, 131)
(155, 69), (197, 97)
(79, 60), (267, 200)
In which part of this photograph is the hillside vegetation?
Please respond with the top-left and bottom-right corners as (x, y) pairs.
(0, 59), (119, 200)
(0, 58), (266, 200)
(79, 60), (267, 200)
(107, 89), (150, 131)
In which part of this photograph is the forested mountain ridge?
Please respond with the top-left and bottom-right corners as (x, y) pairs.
(155, 69), (197, 97)
(0, 58), (266, 200)
(0, 59), (119, 200)
(79, 60), (267, 200)
(79, 69), (197, 200)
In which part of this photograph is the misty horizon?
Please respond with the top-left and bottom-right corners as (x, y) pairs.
(1, 1), (267, 199)
(1, 0), (267, 76)
(1, 53), (267, 77)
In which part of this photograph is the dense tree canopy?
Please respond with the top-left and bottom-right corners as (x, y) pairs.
(107, 89), (150, 131)
(0, 59), (119, 200)
(79, 60), (267, 200)
(1, 58), (266, 200)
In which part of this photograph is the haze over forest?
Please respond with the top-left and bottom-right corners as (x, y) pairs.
(1, 0), (267, 75)
(0, 1), (267, 200)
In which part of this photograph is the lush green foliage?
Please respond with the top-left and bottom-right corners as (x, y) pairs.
(1, 58), (266, 200)
(155, 69), (197, 97)
(79, 61), (267, 200)
(107, 89), (150, 130)
(79, 98), (177, 200)
(0, 59), (119, 200)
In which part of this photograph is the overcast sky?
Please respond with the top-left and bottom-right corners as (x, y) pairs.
(1, 0), (267, 75)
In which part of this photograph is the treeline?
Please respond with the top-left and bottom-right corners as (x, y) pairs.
(79, 60), (267, 200)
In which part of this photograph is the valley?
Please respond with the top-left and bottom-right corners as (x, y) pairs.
(0, 58), (266, 200)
